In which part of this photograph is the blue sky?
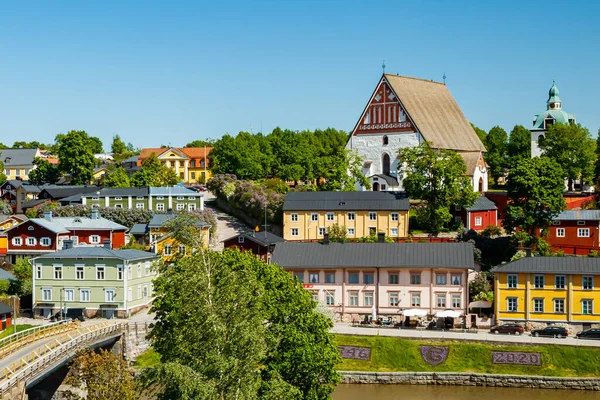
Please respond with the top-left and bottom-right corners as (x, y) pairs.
(1, 1), (598, 150)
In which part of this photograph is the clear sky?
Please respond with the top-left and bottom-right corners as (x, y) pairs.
(1, 1), (598, 150)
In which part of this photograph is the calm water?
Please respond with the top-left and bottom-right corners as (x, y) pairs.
(332, 384), (600, 399)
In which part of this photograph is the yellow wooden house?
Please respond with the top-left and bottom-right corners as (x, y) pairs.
(137, 147), (212, 185)
(282, 191), (409, 241)
(148, 214), (211, 262)
(494, 257), (600, 330)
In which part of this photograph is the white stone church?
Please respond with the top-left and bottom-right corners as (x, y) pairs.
(346, 74), (487, 193)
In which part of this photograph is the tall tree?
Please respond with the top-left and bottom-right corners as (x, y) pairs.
(88, 136), (104, 154)
(56, 131), (96, 185)
(503, 156), (566, 245)
(130, 153), (180, 187)
(28, 157), (60, 185)
(539, 123), (597, 191)
(506, 125), (531, 169)
(0, 154), (6, 185)
(484, 126), (508, 185)
(471, 123), (487, 148)
(111, 134), (127, 154)
(399, 143), (478, 234)
(185, 139), (215, 147)
(104, 167), (131, 188)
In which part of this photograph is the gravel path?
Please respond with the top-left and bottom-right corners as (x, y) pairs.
(204, 192), (250, 251)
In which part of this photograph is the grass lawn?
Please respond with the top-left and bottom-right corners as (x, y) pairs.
(0, 324), (35, 342)
(135, 348), (161, 369)
(335, 334), (600, 377)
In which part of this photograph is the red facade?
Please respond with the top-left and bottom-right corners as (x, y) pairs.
(66, 229), (126, 248)
(223, 237), (273, 262)
(467, 210), (498, 231)
(0, 313), (12, 331)
(546, 220), (600, 255)
(8, 221), (59, 253)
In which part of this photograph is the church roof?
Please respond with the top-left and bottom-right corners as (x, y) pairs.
(457, 152), (483, 176)
(531, 109), (575, 131)
(384, 74), (486, 152)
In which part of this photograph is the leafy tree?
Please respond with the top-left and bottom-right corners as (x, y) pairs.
(399, 143), (478, 234)
(539, 123), (597, 191)
(111, 134), (127, 154)
(28, 157), (60, 185)
(503, 157), (566, 246)
(0, 154), (6, 185)
(471, 123), (487, 148)
(9, 258), (32, 296)
(104, 167), (130, 188)
(594, 129), (600, 186)
(484, 126), (508, 184)
(0, 142), (7, 149)
(185, 139), (214, 147)
(130, 153), (180, 187)
(506, 125), (531, 169)
(88, 136), (104, 154)
(0, 200), (10, 214)
(56, 131), (96, 185)
(64, 349), (136, 400)
(469, 271), (492, 301)
(327, 223), (347, 243)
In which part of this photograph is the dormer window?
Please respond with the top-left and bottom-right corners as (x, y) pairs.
(73, 218), (82, 223)
(544, 118), (554, 129)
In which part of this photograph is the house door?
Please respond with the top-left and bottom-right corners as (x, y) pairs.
(373, 182), (380, 191)
(382, 153), (390, 175)
(104, 309), (114, 319)
(42, 308), (51, 318)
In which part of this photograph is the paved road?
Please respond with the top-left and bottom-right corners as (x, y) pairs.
(204, 192), (249, 251)
(332, 323), (600, 347)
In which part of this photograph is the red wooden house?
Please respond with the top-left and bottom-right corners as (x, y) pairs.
(0, 302), (13, 332)
(546, 210), (600, 255)
(223, 231), (284, 263)
(453, 196), (499, 231)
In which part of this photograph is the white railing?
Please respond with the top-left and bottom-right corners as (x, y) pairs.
(0, 320), (78, 360)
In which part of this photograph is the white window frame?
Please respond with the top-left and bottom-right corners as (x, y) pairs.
(309, 272), (319, 283)
(136, 203), (145, 209)
(507, 274), (518, 288)
(238, 236), (245, 244)
(554, 298), (565, 313)
(318, 227), (326, 237)
(290, 228), (299, 237)
(556, 228), (565, 237)
(451, 294), (461, 308)
(474, 216), (482, 226)
(137, 285), (142, 299)
(577, 221), (585, 226)
(36, 265), (42, 279)
(40, 237), (51, 247)
(176, 203), (185, 211)
(178, 244), (186, 255)
(311, 213), (318, 222)
(291, 213), (299, 222)
(136, 196), (145, 200)
(90, 235), (101, 244)
(42, 288), (52, 301)
(64, 288), (74, 302)
(114, 196), (123, 200)
(363, 292), (374, 306)
(349, 292), (359, 306)
(127, 265), (132, 280)
(578, 228), (590, 237)
(554, 275), (566, 289)
(156, 203), (165, 211)
(583, 276), (594, 290)
(436, 294), (446, 308)
(96, 265), (105, 280)
(156, 196), (164, 200)
(534, 274), (544, 289)
(533, 298), (544, 313)
(390, 228), (399, 237)
(391, 212), (399, 221)
(347, 227), (355, 236)
(411, 293), (421, 307)
(145, 261), (151, 276)
(137, 263), (142, 277)
(389, 292), (399, 306)
(12, 237), (22, 246)
(507, 297), (518, 312)
(75, 265), (84, 280)
(117, 266), (124, 280)
(326, 291), (335, 306)
(105, 288), (116, 302)
(188, 203), (196, 211)
(582, 299), (593, 315)
(53, 265), (62, 280)
(26, 237), (37, 246)
(163, 245), (172, 256)
(80, 288), (90, 302)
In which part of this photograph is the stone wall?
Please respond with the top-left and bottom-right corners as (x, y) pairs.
(340, 371), (600, 390)
(120, 322), (152, 363)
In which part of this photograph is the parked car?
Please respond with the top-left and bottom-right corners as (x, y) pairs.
(531, 326), (568, 338)
(576, 328), (600, 340)
(489, 323), (524, 335)
(50, 308), (87, 322)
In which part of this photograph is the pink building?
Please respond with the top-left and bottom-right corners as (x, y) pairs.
(272, 242), (478, 321)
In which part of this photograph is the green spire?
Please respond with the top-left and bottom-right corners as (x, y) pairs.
(547, 80), (561, 107)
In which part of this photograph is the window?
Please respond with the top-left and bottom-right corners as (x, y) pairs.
(96, 266), (105, 280)
(410, 273), (421, 285)
(507, 274), (518, 288)
(389, 292), (399, 306)
(117, 266), (124, 280)
(318, 227), (326, 236)
(326, 291), (335, 305)
(64, 288), (74, 302)
(363, 273), (374, 284)
(145, 261), (151, 276)
(156, 196), (164, 200)
(436, 294), (446, 308)
(311, 291), (319, 301)
(364, 292), (373, 306)
(436, 274), (447, 285)
(554, 299), (565, 313)
(390, 228), (399, 236)
(291, 228), (299, 237)
(136, 203), (145, 209)
(391, 212), (399, 221)
(70, 236), (79, 246)
(105, 289), (116, 302)
(349, 292), (359, 306)
(174, 244), (185, 256)
(347, 212), (355, 221)
(451, 294), (461, 308)
(411, 293), (421, 307)
(293, 271), (303, 283)
(28, 226), (34, 231)
(90, 235), (100, 244)
(325, 272), (335, 284)
(534, 275), (545, 289)
(136, 196), (145, 200)
(455, 205), (462, 212)
(12, 237), (22, 246)
(578, 228), (590, 237)
(42, 288), (52, 301)
(127, 265), (132, 280)
(176, 203), (185, 211)
(451, 274), (462, 285)
(163, 245), (172, 256)
(555, 275), (566, 289)
(54, 265), (62, 280)
(577, 221), (585, 226)
(552, 220), (560, 225)
(290, 213), (298, 222)
(582, 299), (593, 315)
(369, 212), (377, 221)
(474, 217), (482, 226)
(326, 213), (334, 221)
(382, 135), (388, 145)
(309, 273), (319, 283)
(311, 213), (318, 222)
(348, 273), (359, 284)
(507, 297), (518, 312)
(128, 288), (132, 302)
(36, 265), (42, 279)
(533, 298), (544, 313)
(26, 237), (36, 246)
(583, 276), (594, 290)
(115, 196), (122, 200)
(40, 237), (51, 247)
(136, 264), (141, 278)
(388, 273), (399, 284)
(137, 285), (142, 299)
(347, 228), (355, 236)
(114, 204), (123, 209)
(156, 203), (165, 211)
(177, 196), (184, 200)
(556, 228), (565, 237)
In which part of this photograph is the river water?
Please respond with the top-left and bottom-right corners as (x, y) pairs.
(332, 384), (600, 399)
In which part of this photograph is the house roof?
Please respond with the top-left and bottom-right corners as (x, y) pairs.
(138, 147), (212, 162)
(283, 191), (409, 211)
(130, 223), (148, 235)
(32, 246), (157, 261)
(384, 74), (486, 152)
(493, 257), (600, 275)
(272, 242), (476, 269)
(224, 231), (284, 247)
(59, 194), (84, 204)
(555, 210), (600, 221)
(148, 214), (211, 228)
(0, 302), (13, 315)
(94, 187), (149, 197)
(149, 186), (202, 196)
(0, 148), (39, 167)
(0, 268), (15, 280)
(39, 186), (101, 199)
(0, 214), (27, 224)
(368, 174), (399, 187)
(466, 196), (498, 212)
(22, 216), (128, 234)
(122, 155), (139, 163)
(21, 198), (49, 209)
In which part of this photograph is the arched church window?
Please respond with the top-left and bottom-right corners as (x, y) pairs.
(382, 153), (391, 175)
(382, 135), (388, 145)
(537, 134), (545, 147)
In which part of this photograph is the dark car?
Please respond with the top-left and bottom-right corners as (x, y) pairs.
(490, 323), (524, 335)
(576, 328), (600, 340)
(531, 326), (568, 338)
(50, 308), (87, 322)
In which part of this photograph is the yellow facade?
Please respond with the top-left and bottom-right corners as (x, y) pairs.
(283, 210), (409, 241)
(152, 226), (210, 262)
(0, 236), (7, 256)
(156, 151), (211, 185)
(495, 272), (600, 324)
(5, 168), (32, 181)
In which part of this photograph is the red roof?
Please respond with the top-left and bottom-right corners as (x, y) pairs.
(138, 147), (212, 165)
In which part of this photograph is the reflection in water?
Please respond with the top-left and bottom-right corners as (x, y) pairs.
(332, 384), (600, 400)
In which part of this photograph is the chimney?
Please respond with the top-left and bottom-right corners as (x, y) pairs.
(91, 209), (99, 220)
(323, 232), (329, 245)
(377, 232), (385, 243)
(525, 247), (532, 257)
(44, 211), (53, 222)
(62, 240), (73, 250)
(103, 239), (111, 249)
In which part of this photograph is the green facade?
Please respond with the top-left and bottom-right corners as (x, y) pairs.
(82, 194), (201, 212)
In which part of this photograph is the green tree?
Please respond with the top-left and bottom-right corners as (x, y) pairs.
(10, 257), (32, 296)
(56, 131), (96, 185)
(399, 143), (478, 234)
(131, 153), (180, 187)
(595, 130), (600, 183)
(185, 139), (214, 147)
(484, 126), (508, 185)
(0, 153), (6, 185)
(104, 167), (131, 188)
(503, 157), (566, 246)
(0, 200), (10, 214)
(28, 157), (60, 185)
(111, 134), (127, 154)
(539, 123), (597, 191)
(327, 223), (347, 242)
(471, 123), (487, 148)
(506, 125), (531, 169)
(88, 136), (104, 154)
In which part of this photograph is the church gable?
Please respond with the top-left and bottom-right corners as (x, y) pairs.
(352, 79), (414, 135)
